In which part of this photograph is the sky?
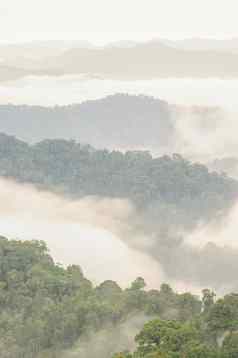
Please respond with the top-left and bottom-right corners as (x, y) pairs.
(1, 0), (238, 44)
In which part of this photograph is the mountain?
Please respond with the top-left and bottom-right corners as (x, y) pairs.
(0, 94), (174, 149)
(0, 132), (236, 224)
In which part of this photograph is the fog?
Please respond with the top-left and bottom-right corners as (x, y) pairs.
(0, 178), (164, 288)
(2, 5), (238, 356)
(142, 198), (238, 293)
(1, 177), (238, 294)
(0, 177), (163, 356)
(172, 106), (238, 161)
(186, 202), (238, 249)
(63, 314), (149, 358)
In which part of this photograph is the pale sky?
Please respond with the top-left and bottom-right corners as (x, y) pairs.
(1, 0), (238, 44)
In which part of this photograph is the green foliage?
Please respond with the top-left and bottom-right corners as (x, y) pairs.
(113, 291), (238, 357)
(0, 236), (203, 358)
(1, 235), (238, 358)
(117, 318), (219, 358)
(0, 133), (236, 229)
(207, 294), (238, 333)
(222, 332), (238, 358)
(134, 319), (198, 356)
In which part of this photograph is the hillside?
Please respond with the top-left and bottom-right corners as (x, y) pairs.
(0, 236), (202, 358)
(0, 94), (224, 156)
(0, 130), (237, 257)
(0, 133), (236, 220)
(0, 94), (174, 148)
(0, 236), (237, 357)
(1, 133), (237, 286)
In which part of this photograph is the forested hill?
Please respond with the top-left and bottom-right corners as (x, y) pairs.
(0, 94), (173, 148)
(0, 236), (238, 358)
(0, 133), (237, 227)
(0, 236), (200, 357)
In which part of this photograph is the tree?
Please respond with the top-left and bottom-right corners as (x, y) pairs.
(202, 289), (216, 313)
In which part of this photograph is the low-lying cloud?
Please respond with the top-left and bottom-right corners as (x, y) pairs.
(1, 177), (238, 294)
(171, 106), (238, 162)
(0, 178), (164, 288)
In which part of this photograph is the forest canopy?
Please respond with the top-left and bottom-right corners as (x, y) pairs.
(0, 236), (237, 358)
(0, 132), (236, 227)
(1, 133), (238, 289)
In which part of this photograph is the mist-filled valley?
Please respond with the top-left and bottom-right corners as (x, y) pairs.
(1, 80), (238, 357)
(0, 135), (238, 293)
(2, 7), (238, 354)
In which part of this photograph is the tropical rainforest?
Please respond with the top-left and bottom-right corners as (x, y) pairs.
(2, 2), (238, 356)
(0, 133), (236, 222)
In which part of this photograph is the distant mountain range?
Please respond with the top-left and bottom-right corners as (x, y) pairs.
(2, 39), (238, 81)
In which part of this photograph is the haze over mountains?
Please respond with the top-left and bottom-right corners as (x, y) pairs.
(2, 39), (238, 81)
(0, 94), (173, 150)
(1, 42), (238, 357)
(1, 93), (237, 167)
(50, 41), (238, 79)
(3, 0), (238, 355)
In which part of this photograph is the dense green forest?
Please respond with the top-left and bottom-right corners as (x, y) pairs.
(0, 133), (237, 227)
(0, 236), (237, 358)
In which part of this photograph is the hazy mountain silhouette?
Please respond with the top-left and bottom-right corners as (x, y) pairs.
(0, 94), (174, 149)
(48, 41), (238, 79)
(2, 40), (238, 81)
